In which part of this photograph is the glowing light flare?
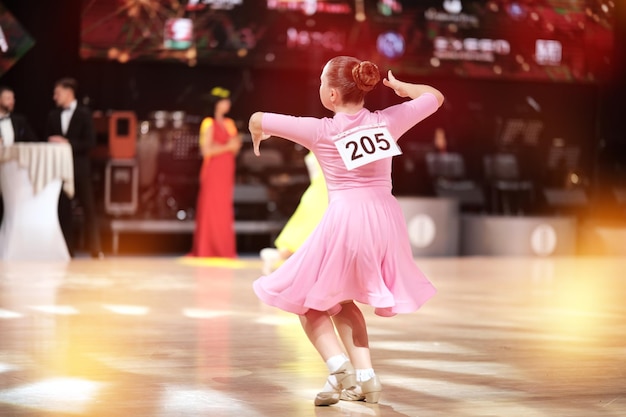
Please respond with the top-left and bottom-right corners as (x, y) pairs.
(186, 46), (197, 60)
(377, 0), (402, 16)
(103, 304), (149, 315)
(542, 274), (617, 338)
(377, 31), (405, 59)
(488, 2), (499, 12)
(286, 28), (345, 52)
(107, 47), (121, 60)
(386, 358), (523, 378)
(0, 309), (22, 319)
(0, 378), (103, 414)
(182, 308), (230, 319)
(255, 314), (299, 326)
(185, 46), (198, 66)
(29, 305), (79, 315)
(355, 0), (366, 22)
(370, 340), (478, 355)
(161, 385), (252, 414)
(0, 363), (17, 373)
(123, 0), (162, 19)
(117, 51), (130, 63)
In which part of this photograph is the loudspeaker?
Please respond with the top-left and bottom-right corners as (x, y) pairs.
(105, 159), (138, 216)
(109, 111), (137, 159)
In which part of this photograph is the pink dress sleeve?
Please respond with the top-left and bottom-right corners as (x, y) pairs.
(261, 113), (322, 149)
(379, 93), (440, 141)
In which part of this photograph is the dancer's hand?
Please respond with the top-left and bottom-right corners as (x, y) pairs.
(382, 70), (408, 98)
(251, 132), (271, 156)
(248, 112), (270, 156)
(383, 69), (445, 105)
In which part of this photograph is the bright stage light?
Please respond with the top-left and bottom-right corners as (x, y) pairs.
(29, 305), (79, 315)
(0, 309), (22, 319)
(0, 378), (103, 414)
(103, 304), (149, 315)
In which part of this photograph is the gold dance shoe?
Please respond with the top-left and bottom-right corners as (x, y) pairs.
(314, 361), (357, 406)
(340, 375), (382, 404)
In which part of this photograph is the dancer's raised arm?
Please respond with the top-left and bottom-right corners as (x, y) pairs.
(382, 70), (444, 106)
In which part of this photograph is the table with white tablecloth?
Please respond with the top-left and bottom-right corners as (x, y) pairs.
(0, 143), (74, 261)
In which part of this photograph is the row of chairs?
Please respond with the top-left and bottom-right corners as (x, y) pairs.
(239, 150), (559, 217)
(147, 130), (584, 219)
(425, 152), (585, 215)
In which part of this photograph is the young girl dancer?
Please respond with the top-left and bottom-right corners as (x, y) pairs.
(248, 56), (444, 406)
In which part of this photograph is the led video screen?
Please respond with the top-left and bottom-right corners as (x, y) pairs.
(80, 0), (616, 83)
(0, 3), (35, 77)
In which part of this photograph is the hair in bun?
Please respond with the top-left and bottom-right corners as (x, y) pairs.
(352, 61), (381, 92)
(325, 56), (381, 105)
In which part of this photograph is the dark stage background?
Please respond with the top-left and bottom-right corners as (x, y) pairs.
(1, 0), (625, 254)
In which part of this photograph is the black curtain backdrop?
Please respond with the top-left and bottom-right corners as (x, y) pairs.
(2, 0), (81, 139)
(2, 0), (625, 181)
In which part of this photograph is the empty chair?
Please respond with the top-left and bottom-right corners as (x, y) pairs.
(237, 147), (286, 188)
(483, 153), (534, 215)
(426, 152), (465, 179)
(239, 148), (283, 173)
(425, 152), (485, 211)
(233, 183), (282, 248)
(233, 183), (274, 220)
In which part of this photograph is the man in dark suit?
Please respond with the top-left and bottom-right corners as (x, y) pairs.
(46, 77), (103, 259)
(0, 85), (41, 225)
(0, 85), (39, 144)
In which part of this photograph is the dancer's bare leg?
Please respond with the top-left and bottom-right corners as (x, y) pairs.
(300, 308), (357, 405)
(331, 301), (372, 369)
(299, 309), (344, 360)
(331, 301), (382, 403)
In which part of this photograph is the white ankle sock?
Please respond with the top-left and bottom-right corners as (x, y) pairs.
(356, 368), (375, 382)
(322, 354), (349, 392)
(326, 354), (349, 373)
(322, 377), (337, 392)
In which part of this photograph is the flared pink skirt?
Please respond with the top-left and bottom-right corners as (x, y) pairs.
(253, 186), (436, 317)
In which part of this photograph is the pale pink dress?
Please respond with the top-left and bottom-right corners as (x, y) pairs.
(253, 93), (440, 317)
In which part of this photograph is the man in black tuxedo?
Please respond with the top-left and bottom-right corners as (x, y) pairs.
(0, 86), (39, 144)
(46, 78), (103, 259)
(0, 85), (40, 225)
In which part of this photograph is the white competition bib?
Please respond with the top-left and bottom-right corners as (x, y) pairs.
(333, 123), (402, 170)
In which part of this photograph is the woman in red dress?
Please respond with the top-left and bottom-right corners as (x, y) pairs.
(189, 87), (242, 258)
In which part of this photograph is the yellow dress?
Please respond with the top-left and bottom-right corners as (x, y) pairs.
(274, 152), (328, 253)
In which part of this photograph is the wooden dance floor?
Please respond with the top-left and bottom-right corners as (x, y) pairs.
(0, 255), (624, 416)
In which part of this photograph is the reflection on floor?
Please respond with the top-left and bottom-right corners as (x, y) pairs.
(0, 256), (625, 417)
